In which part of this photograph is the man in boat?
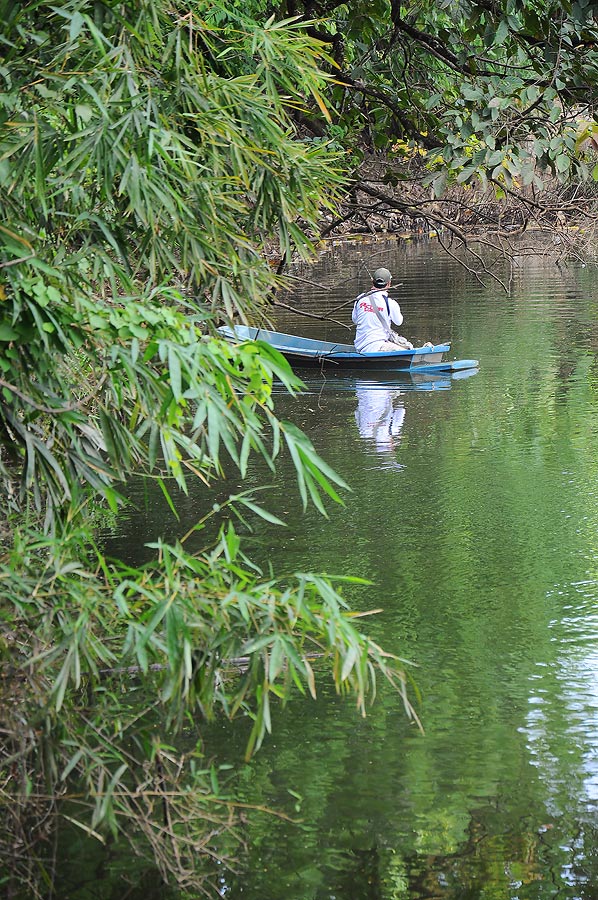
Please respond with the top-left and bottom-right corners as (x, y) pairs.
(352, 267), (414, 353)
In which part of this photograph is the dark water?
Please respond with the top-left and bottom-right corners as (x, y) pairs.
(106, 237), (598, 899)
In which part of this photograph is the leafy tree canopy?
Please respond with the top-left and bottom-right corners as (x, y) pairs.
(260, 0), (598, 249)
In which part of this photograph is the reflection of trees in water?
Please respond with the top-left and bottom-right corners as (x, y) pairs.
(398, 818), (598, 900)
(291, 813), (598, 900)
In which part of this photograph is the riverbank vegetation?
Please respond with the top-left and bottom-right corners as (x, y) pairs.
(290, 0), (598, 263)
(2, 1), (598, 895)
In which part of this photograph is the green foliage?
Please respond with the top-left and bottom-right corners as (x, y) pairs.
(242, 0), (598, 213)
(0, 0), (343, 306)
(3, 519), (409, 848)
(409, 3), (598, 190)
(0, 0), (351, 522)
(0, 1), (415, 895)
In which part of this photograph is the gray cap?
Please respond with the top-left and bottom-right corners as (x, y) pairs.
(373, 267), (392, 287)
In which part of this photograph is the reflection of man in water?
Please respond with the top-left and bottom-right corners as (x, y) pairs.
(354, 387), (405, 467)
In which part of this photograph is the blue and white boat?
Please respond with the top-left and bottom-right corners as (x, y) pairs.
(218, 325), (479, 374)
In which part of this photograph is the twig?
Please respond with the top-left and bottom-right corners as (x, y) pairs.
(98, 652), (324, 677)
(270, 300), (351, 330)
(284, 272), (357, 291)
(0, 253), (35, 269)
(0, 374), (108, 415)
(0, 379), (83, 414)
(436, 231), (510, 292)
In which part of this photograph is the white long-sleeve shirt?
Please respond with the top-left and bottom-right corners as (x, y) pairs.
(352, 289), (404, 352)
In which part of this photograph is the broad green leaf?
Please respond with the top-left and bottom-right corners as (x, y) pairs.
(0, 323), (19, 341)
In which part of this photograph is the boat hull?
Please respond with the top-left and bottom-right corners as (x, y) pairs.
(218, 325), (478, 373)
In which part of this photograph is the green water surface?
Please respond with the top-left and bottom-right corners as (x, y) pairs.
(97, 239), (598, 899)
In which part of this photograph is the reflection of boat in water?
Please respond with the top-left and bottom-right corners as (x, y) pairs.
(278, 366), (479, 395)
(219, 325), (479, 373)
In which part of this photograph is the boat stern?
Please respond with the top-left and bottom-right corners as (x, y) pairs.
(410, 344), (451, 366)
